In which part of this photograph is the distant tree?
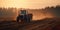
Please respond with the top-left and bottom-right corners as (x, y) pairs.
(54, 5), (60, 17)
(44, 5), (60, 17)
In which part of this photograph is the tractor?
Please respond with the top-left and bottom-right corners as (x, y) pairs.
(16, 10), (33, 23)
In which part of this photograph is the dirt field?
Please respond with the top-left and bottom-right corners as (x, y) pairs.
(0, 18), (60, 30)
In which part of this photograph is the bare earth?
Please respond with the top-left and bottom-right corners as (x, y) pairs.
(0, 18), (60, 30)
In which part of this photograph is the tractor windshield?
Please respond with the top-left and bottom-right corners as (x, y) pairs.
(20, 10), (27, 15)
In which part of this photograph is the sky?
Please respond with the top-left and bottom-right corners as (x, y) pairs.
(0, 0), (60, 9)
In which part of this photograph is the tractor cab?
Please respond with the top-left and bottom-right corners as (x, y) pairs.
(20, 10), (28, 15)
